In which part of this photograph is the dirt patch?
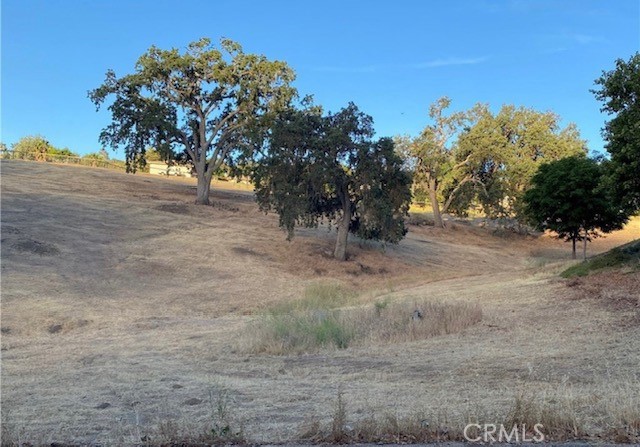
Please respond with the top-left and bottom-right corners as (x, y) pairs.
(155, 203), (190, 214)
(12, 239), (60, 256)
(212, 200), (240, 212)
(47, 319), (92, 335)
(566, 271), (640, 314)
(231, 246), (271, 260)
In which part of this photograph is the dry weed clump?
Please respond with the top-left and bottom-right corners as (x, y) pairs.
(299, 391), (486, 444)
(121, 386), (245, 447)
(241, 283), (482, 354)
(592, 376), (640, 443)
(299, 379), (640, 445)
(504, 386), (584, 440)
(504, 379), (640, 443)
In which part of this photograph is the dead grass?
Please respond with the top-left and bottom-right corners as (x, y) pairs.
(565, 271), (640, 317)
(299, 379), (640, 444)
(2, 160), (640, 445)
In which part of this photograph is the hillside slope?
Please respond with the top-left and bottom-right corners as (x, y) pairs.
(2, 160), (639, 444)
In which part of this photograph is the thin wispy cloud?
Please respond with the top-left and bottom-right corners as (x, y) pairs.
(541, 31), (607, 47)
(413, 56), (489, 68)
(310, 56), (488, 73)
(312, 65), (379, 74)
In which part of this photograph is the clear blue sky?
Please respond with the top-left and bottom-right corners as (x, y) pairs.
(2, 0), (639, 158)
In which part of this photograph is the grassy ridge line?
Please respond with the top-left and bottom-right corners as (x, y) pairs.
(561, 239), (640, 278)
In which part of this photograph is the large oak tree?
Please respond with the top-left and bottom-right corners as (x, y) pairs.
(457, 104), (587, 220)
(90, 38), (296, 205)
(403, 99), (587, 228)
(401, 97), (483, 228)
(253, 103), (412, 261)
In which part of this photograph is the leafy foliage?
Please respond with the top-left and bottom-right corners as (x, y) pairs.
(457, 104), (587, 219)
(11, 135), (78, 159)
(401, 99), (585, 227)
(402, 97), (473, 227)
(253, 103), (412, 260)
(524, 156), (627, 257)
(90, 37), (296, 204)
(593, 52), (640, 214)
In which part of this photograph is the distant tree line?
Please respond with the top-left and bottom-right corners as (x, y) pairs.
(3, 135), (123, 169)
(82, 37), (639, 260)
(395, 98), (586, 228)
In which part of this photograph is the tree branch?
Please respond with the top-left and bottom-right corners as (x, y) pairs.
(204, 122), (244, 175)
(451, 152), (473, 172)
(441, 176), (485, 214)
(206, 108), (241, 148)
(178, 130), (196, 161)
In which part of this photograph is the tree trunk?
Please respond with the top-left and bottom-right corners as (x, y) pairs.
(583, 236), (588, 261)
(195, 171), (211, 205)
(333, 201), (352, 261)
(428, 181), (444, 228)
(572, 237), (577, 259)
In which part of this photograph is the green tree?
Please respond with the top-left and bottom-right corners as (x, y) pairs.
(593, 52), (640, 214)
(457, 104), (587, 220)
(523, 156), (626, 260)
(50, 147), (77, 157)
(11, 135), (54, 160)
(90, 37), (296, 205)
(253, 103), (412, 261)
(11, 136), (79, 160)
(404, 97), (479, 228)
(83, 152), (108, 160)
(144, 148), (164, 162)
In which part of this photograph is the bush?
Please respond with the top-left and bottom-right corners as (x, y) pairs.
(407, 212), (435, 227)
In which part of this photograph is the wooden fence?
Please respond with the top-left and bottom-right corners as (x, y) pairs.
(0, 150), (127, 171)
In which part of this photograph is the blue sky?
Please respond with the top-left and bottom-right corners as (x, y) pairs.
(2, 0), (639, 158)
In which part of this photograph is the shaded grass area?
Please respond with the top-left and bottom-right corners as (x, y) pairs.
(561, 239), (640, 278)
(242, 282), (482, 354)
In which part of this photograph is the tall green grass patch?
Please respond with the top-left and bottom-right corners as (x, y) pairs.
(242, 283), (482, 354)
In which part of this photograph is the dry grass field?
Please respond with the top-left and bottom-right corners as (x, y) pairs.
(1, 160), (639, 445)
